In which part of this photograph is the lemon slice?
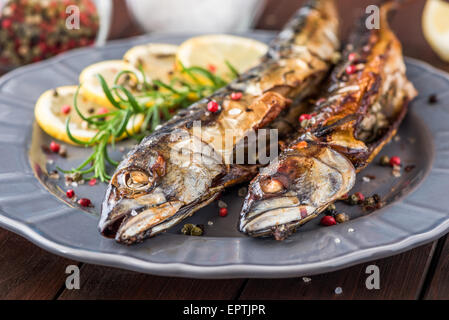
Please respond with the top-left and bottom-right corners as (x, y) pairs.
(124, 43), (178, 83)
(176, 34), (268, 82)
(35, 86), (144, 145)
(79, 60), (143, 107)
(423, 0), (449, 62)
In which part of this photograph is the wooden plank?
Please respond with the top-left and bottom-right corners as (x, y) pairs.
(239, 242), (436, 300)
(0, 229), (77, 300)
(155, 277), (246, 300)
(58, 263), (245, 300)
(423, 235), (449, 299)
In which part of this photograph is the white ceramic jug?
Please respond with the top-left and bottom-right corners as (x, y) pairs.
(125, 0), (266, 33)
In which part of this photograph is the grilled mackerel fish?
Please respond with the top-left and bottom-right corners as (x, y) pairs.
(239, 1), (417, 239)
(99, 0), (340, 244)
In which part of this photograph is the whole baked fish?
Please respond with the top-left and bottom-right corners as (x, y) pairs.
(99, 0), (340, 244)
(239, 1), (417, 239)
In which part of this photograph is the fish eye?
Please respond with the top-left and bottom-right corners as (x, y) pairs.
(120, 170), (153, 191)
(260, 177), (285, 194)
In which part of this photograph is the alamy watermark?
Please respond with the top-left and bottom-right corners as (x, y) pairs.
(65, 265), (80, 290)
(366, 5), (380, 30)
(169, 121), (279, 166)
(63, 4), (381, 31)
(65, 5), (80, 30)
(365, 264), (380, 290)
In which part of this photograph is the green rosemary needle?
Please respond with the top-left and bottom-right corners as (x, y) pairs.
(60, 63), (236, 182)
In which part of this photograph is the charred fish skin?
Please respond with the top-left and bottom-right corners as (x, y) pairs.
(99, 0), (340, 244)
(304, 1), (417, 170)
(239, 1), (417, 239)
(240, 141), (356, 239)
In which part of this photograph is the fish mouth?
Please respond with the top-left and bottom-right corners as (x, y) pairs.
(99, 182), (221, 244)
(239, 194), (323, 239)
(98, 183), (185, 244)
(239, 144), (356, 239)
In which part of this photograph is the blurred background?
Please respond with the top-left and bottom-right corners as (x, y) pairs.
(0, 0), (448, 72)
(111, 0), (447, 71)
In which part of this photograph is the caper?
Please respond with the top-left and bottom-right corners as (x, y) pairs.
(190, 226), (203, 236)
(181, 223), (204, 236)
(181, 224), (194, 235)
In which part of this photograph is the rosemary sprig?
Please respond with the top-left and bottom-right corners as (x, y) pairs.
(60, 63), (237, 182)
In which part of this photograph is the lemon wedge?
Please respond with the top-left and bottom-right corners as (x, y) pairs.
(79, 60), (143, 107)
(35, 86), (144, 145)
(423, 0), (449, 62)
(176, 34), (268, 82)
(124, 43), (178, 83)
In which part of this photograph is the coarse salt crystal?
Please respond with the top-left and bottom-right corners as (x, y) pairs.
(218, 200), (227, 208)
(228, 108), (242, 116)
(302, 277), (311, 283)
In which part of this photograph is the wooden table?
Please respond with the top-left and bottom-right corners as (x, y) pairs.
(1, 0), (449, 300)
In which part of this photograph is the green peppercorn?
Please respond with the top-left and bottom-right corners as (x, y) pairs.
(364, 196), (376, 207)
(325, 203), (337, 215)
(379, 155), (390, 166)
(348, 194), (359, 205)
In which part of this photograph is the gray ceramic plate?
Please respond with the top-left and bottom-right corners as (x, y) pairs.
(0, 32), (448, 279)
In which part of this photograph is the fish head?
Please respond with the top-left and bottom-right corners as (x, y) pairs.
(99, 129), (225, 244)
(239, 142), (355, 239)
